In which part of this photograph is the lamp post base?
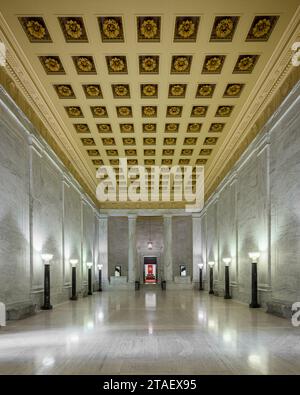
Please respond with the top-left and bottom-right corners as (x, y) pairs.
(70, 296), (78, 301)
(41, 304), (52, 310)
(199, 287), (204, 291)
(224, 295), (232, 300)
(88, 292), (92, 296)
(249, 302), (261, 308)
(209, 290), (214, 295)
(98, 288), (102, 292)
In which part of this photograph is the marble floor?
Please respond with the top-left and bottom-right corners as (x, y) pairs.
(0, 288), (300, 375)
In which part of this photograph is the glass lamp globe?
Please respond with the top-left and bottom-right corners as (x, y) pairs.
(41, 253), (53, 264)
(248, 252), (260, 263)
(70, 259), (78, 267)
(223, 257), (232, 266)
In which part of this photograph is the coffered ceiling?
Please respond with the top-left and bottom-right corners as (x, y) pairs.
(0, 0), (299, 208)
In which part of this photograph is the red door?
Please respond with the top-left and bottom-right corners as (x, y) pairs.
(144, 257), (157, 283)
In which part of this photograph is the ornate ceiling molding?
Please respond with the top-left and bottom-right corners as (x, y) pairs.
(0, 11), (98, 201)
(1, 6), (300, 209)
(204, 6), (300, 199)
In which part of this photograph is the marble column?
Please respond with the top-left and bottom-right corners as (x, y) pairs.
(99, 214), (108, 287)
(192, 213), (201, 284)
(163, 215), (173, 282)
(128, 214), (137, 283)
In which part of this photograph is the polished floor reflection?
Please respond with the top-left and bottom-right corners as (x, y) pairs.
(0, 288), (300, 375)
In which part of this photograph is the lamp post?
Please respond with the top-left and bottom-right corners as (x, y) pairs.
(208, 261), (215, 295)
(223, 258), (232, 299)
(41, 253), (53, 310)
(70, 259), (78, 301)
(87, 262), (93, 295)
(198, 263), (204, 291)
(97, 264), (103, 292)
(248, 252), (260, 308)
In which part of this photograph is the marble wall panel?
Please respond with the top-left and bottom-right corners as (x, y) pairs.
(81, 201), (95, 285)
(206, 201), (219, 278)
(200, 214), (207, 281)
(270, 105), (300, 302)
(218, 181), (238, 286)
(99, 215), (108, 284)
(172, 216), (193, 278)
(93, 216), (100, 281)
(192, 214), (202, 282)
(0, 114), (30, 306)
(236, 144), (269, 302)
(31, 150), (63, 298)
(63, 182), (82, 287)
(108, 217), (128, 278)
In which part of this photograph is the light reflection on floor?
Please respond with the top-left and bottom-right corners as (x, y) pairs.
(0, 289), (300, 375)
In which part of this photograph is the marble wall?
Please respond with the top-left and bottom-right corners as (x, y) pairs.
(218, 179), (237, 286)
(107, 217), (129, 278)
(0, 101), (30, 307)
(172, 216), (193, 278)
(63, 182), (82, 288)
(199, 80), (300, 307)
(270, 85), (300, 303)
(107, 215), (192, 283)
(0, 87), (100, 312)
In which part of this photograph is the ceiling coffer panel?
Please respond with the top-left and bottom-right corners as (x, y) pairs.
(1, 0), (297, 206)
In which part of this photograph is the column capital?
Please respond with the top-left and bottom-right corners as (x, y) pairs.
(163, 214), (173, 219)
(99, 213), (108, 220)
(192, 212), (202, 219)
(128, 214), (137, 220)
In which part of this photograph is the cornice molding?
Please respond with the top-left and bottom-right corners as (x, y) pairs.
(101, 208), (191, 217)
